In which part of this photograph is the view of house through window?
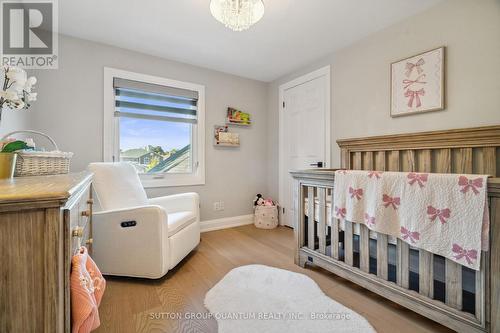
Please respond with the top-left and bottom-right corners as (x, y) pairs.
(119, 117), (192, 174)
(113, 77), (199, 175)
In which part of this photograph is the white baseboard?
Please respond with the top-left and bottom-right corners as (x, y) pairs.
(200, 214), (254, 233)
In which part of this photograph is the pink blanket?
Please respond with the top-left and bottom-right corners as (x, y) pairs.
(71, 246), (106, 333)
(334, 170), (489, 270)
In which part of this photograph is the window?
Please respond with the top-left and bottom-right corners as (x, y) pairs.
(104, 68), (205, 187)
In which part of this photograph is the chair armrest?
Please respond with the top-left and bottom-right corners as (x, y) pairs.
(92, 205), (169, 278)
(149, 192), (200, 216)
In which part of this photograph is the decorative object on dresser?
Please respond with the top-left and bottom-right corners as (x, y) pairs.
(391, 47), (445, 117)
(0, 172), (94, 333)
(291, 125), (500, 333)
(204, 265), (376, 333)
(88, 162), (200, 279)
(1, 130), (73, 177)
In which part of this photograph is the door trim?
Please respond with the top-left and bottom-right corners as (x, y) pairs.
(278, 65), (331, 227)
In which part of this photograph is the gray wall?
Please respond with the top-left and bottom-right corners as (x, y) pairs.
(267, 0), (500, 199)
(27, 35), (269, 221)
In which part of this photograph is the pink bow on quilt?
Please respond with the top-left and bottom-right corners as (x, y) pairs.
(452, 244), (477, 265)
(404, 88), (425, 108)
(427, 206), (451, 224)
(458, 176), (483, 195)
(368, 171), (383, 179)
(349, 187), (363, 200)
(405, 58), (425, 77)
(401, 227), (420, 244)
(335, 206), (346, 219)
(364, 213), (375, 227)
(383, 194), (400, 210)
(407, 172), (428, 188)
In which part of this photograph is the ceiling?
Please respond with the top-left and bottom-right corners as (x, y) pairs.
(59, 0), (443, 82)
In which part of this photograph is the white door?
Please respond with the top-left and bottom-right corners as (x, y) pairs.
(280, 68), (330, 228)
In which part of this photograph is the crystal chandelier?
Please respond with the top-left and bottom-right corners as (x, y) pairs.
(210, 0), (265, 32)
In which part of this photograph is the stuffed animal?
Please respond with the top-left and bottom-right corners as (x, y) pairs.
(264, 199), (274, 206)
(254, 194), (265, 206)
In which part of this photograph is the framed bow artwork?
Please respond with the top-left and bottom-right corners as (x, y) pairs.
(390, 47), (445, 117)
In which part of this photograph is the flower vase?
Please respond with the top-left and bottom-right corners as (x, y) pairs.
(0, 152), (17, 179)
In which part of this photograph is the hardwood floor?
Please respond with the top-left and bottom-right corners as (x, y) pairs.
(96, 225), (453, 333)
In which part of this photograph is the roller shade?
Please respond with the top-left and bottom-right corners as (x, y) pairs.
(113, 78), (198, 124)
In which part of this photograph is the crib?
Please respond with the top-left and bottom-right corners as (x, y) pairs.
(290, 125), (500, 333)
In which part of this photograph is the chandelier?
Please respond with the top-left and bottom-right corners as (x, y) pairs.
(210, 0), (265, 32)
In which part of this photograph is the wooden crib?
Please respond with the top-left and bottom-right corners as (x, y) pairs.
(290, 125), (500, 333)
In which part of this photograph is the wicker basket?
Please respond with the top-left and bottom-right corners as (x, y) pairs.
(1, 130), (73, 177)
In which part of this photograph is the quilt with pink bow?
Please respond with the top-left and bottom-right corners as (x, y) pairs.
(333, 170), (489, 270)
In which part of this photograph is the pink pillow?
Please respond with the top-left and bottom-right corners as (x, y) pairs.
(71, 247), (106, 333)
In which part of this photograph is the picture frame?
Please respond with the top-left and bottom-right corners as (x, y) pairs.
(390, 46), (445, 117)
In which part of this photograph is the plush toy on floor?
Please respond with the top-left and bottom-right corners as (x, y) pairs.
(253, 194), (278, 229)
(253, 194), (265, 206)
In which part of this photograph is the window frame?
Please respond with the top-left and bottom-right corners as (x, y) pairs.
(103, 67), (205, 188)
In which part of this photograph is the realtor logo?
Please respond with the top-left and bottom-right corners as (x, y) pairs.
(1, 0), (58, 69)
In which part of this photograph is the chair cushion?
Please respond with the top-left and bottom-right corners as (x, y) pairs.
(168, 211), (197, 236)
(88, 162), (149, 211)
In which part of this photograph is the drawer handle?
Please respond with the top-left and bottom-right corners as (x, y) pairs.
(81, 210), (91, 217)
(87, 199), (94, 205)
(85, 238), (93, 245)
(72, 227), (83, 238)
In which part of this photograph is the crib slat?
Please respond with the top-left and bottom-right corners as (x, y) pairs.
(353, 152), (362, 170)
(445, 259), (463, 309)
(435, 148), (451, 173)
(375, 151), (386, 171)
(452, 148), (473, 174)
(417, 149), (432, 172)
(377, 233), (388, 280)
(359, 224), (370, 273)
(477, 252), (487, 322)
(387, 151), (400, 171)
(419, 251), (434, 298)
(363, 152), (374, 170)
(307, 187), (315, 250)
(317, 187), (327, 254)
(298, 184), (305, 248)
(401, 150), (416, 172)
(397, 239), (410, 288)
(474, 147), (497, 176)
(344, 221), (353, 266)
(331, 218), (339, 260)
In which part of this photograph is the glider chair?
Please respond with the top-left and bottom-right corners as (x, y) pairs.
(88, 162), (200, 279)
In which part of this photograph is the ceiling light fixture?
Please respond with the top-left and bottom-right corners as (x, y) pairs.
(210, 0), (265, 32)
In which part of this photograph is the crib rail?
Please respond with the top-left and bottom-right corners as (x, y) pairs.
(291, 170), (499, 333)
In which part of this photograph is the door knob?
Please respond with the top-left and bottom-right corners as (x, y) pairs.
(310, 162), (323, 168)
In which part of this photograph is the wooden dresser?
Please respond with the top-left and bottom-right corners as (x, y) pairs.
(0, 172), (93, 333)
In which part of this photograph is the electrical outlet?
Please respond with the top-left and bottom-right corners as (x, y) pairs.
(213, 201), (225, 211)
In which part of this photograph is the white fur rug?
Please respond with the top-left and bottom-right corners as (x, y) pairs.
(204, 265), (376, 333)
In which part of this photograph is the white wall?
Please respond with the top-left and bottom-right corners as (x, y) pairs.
(27, 35), (268, 221)
(268, 0), (500, 198)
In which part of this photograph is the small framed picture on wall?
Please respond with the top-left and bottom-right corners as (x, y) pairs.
(390, 46), (445, 117)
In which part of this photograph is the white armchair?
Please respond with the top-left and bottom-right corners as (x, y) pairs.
(88, 162), (200, 279)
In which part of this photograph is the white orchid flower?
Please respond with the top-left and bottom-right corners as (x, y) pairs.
(27, 92), (37, 102)
(0, 90), (19, 101)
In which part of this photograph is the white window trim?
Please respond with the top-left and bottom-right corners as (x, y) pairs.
(103, 67), (205, 188)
